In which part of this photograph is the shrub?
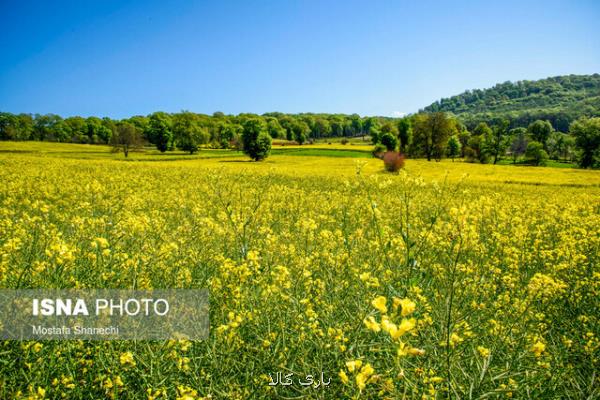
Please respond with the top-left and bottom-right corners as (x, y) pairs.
(383, 151), (405, 172)
(341, 138), (349, 145)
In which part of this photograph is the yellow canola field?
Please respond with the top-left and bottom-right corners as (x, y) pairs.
(0, 142), (599, 399)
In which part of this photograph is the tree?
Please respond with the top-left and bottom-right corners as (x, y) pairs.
(86, 116), (113, 144)
(266, 117), (285, 139)
(363, 117), (379, 141)
(32, 114), (62, 141)
(242, 118), (272, 161)
(397, 118), (412, 153)
(312, 118), (331, 139)
(218, 123), (241, 149)
(370, 127), (381, 144)
(525, 141), (548, 166)
(413, 112), (455, 161)
(490, 119), (510, 164)
(173, 112), (209, 154)
(547, 131), (572, 161)
(111, 122), (142, 157)
(509, 127), (528, 163)
(447, 135), (461, 161)
(350, 114), (363, 137)
(148, 112), (173, 152)
(65, 116), (87, 143)
(457, 129), (471, 158)
(380, 132), (398, 151)
(527, 120), (553, 149)
(570, 117), (600, 168)
(329, 117), (344, 137)
(466, 134), (490, 163)
(292, 121), (309, 144)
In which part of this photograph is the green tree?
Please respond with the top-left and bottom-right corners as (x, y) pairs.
(292, 121), (309, 144)
(547, 131), (572, 161)
(447, 135), (461, 161)
(148, 112), (173, 152)
(457, 129), (471, 158)
(397, 118), (413, 153)
(509, 127), (528, 163)
(490, 119), (510, 164)
(380, 132), (398, 151)
(266, 117), (285, 139)
(363, 117), (379, 140)
(525, 141), (548, 166)
(173, 112), (209, 154)
(32, 114), (61, 141)
(413, 113), (455, 161)
(350, 114), (363, 137)
(527, 120), (553, 149)
(86, 117), (113, 144)
(242, 118), (272, 161)
(370, 127), (381, 145)
(312, 118), (331, 139)
(65, 116), (88, 143)
(329, 117), (344, 137)
(570, 117), (600, 168)
(111, 122), (142, 157)
(218, 123), (241, 149)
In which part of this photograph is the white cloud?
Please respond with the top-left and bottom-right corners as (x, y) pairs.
(391, 111), (406, 118)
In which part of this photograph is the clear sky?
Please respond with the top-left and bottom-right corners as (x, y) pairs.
(0, 0), (599, 118)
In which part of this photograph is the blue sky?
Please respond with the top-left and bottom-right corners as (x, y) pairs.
(0, 0), (598, 118)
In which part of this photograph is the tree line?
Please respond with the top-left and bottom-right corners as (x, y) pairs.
(0, 111), (392, 147)
(371, 113), (599, 168)
(1, 110), (598, 168)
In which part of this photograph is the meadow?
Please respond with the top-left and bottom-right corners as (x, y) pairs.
(0, 142), (599, 399)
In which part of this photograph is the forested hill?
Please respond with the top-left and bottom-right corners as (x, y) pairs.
(422, 74), (600, 131)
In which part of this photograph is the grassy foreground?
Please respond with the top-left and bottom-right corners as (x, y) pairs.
(0, 142), (599, 399)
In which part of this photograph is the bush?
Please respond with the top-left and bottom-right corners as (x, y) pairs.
(383, 151), (405, 172)
(341, 138), (349, 145)
(525, 141), (548, 166)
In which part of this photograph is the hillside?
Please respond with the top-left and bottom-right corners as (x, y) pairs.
(422, 74), (600, 131)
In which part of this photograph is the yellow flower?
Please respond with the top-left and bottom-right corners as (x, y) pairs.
(176, 385), (198, 400)
(346, 359), (363, 373)
(477, 346), (490, 358)
(120, 351), (136, 367)
(407, 347), (425, 356)
(397, 318), (416, 336)
(371, 296), (388, 313)
(360, 363), (374, 376)
(398, 341), (425, 356)
(355, 363), (374, 391)
(531, 341), (546, 357)
(363, 316), (381, 332)
(339, 370), (349, 384)
(356, 372), (367, 391)
(394, 297), (417, 316)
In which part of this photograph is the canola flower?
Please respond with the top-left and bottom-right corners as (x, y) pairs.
(0, 142), (598, 399)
